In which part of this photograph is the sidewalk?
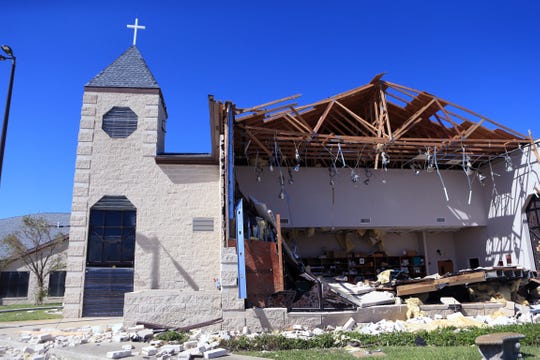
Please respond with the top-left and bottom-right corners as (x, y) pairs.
(0, 318), (267, 359)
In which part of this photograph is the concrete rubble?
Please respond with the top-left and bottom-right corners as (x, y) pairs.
(1, 300), (540, 359)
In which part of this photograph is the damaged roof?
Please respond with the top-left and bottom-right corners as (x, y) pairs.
(234, 74), (532, 169)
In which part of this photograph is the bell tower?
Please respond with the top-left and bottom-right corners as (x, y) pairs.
(63, 45), (167, 317)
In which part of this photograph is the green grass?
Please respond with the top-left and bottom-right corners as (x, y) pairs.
(243, 346), (540, 359)
(0, 303), (62, 310)
(242, 348), (356, 359)
(0, 303), (63, 322)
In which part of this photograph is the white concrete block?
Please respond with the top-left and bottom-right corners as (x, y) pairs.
(446, 312), (464, 321)
(19, 334), (32, 342)
(183, 340), (198, 349)
(204, 348), (228, 359)
(343, 317), (356, 331)
(161, 344), (183, 353)
(149, 339), (163, 347)
(106, 349), (132, 359)
(141, 346), (157, 356)
(178, 351), (192, 360)
(112, 333), (129, 342)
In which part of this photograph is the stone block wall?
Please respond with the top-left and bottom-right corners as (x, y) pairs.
(124, 290), (222, 328)
(64, 89), (223, 318)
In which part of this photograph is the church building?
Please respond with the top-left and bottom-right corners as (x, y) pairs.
(62, 42), (540, 330)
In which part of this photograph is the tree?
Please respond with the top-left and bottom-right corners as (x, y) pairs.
(1, 216), (67, 304)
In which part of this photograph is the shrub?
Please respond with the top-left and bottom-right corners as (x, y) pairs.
(154, 330), (190, 343)
(220, 323), (540, 351)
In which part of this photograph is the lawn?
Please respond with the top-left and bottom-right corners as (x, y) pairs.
(243, 345), (540, 359)
(0, 303), (63, 322)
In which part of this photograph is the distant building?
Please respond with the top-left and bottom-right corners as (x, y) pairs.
(0, 213), (69, 305)
(63, 45), (540, 330)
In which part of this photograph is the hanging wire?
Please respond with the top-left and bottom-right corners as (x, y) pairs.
(254, 151), (263, 182)
(293, 142), (301, 172)
(487, 159), (500, 198)
(274, 136), (286, 200)
(504, 147), (514, 172)
(434, 147), (449, 201)
(328, 166), (337, 205)
(461, 147), (473, 204)
(337, 143), (346, 168)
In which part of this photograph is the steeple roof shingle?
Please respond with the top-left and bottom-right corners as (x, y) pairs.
(86, 46), (159, 89)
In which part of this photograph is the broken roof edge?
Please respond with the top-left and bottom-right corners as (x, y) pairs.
(235, 75), (528, 141)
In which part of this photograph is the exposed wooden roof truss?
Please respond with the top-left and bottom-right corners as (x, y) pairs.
(234, 75), (530, 171)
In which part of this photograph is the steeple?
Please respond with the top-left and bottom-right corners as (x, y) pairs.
(86, 46), (159, 89)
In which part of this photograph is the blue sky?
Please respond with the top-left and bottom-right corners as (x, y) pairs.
(0, 1), (539, 219)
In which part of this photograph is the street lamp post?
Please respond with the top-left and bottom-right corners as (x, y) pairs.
(0, 45), (16, 185)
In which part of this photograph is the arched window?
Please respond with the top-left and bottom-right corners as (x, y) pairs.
(87, 196), (136, 267)
(102, 107), (137, 138)
(526, 196), (540, 269)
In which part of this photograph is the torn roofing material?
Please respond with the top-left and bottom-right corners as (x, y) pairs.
(234, 74), (531, 170)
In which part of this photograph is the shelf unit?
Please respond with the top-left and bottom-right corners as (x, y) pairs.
(303, 254), (426, 281)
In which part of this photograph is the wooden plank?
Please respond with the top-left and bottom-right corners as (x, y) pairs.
(283, 113), (308, 133)
(380, 88), (393, 140)
(276, 214), (284, 292)
(313, 101), (335, 133)
(369, 72), (386, 84)
(285, 113), (312, 133)
(396, 271), (486, 296)
(245, 130), (273, 158)
(462, 119), (485, 139)
(328, 113), (359, 136)
(335, 100), (379, 136)
(289, 106), (313, 132)
(333, 107), (370, 136)
(392, 98), (437, 140)
(295, 83), (375, 111)
(238, 94), (301, 115)
(383, 81), (422, 99)
(439, 98), (528, 139)
(259, 103), (299, 122)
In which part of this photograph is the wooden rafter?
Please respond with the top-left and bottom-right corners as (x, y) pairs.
(313, 101), (335, 133)
(234, 76), (529, 169)
(379, 87), (393, 140)
(289, 107), (313, 132)
(245, 129), (273, 158)
(237, 94), (301, 116)
(392, 98), (437, 140)
(334, 100), (379, 136)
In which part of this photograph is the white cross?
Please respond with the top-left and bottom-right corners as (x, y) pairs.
(126, 18), (146, 46)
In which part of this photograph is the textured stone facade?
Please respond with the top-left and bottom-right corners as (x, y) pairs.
(63, 88), (223, 320)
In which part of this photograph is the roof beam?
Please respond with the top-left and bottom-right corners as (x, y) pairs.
(285, 113), (312, 133)
(379, 88), (393, 140)
(313, 101), (334, 133)
(392, 98), (437, 140)
(333, 106), (369, 136)
(334, 100), (379, 136)
(289, 106), (313, 132)
(245, 130), (273, 158)
(237, 94), (301, 115)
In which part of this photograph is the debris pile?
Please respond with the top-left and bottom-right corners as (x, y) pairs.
(2, 299), (540, 359)
(0, 324), (232, 359)
(305, 266), (540, 311)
